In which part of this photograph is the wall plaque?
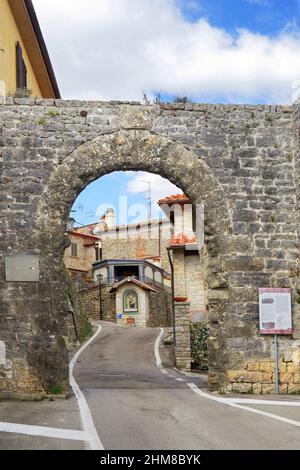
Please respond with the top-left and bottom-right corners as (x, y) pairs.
(5, 254), (40, 282)
(259, 288), (292, 335)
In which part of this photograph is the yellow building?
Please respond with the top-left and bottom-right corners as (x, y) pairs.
(0, 0), (60, 98)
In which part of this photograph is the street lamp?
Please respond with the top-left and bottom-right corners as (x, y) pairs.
(97, 273), (103, 321)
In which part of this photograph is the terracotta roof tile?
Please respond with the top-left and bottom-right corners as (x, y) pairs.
(158, 194), (191, 205)
(170, 233), (197, 246)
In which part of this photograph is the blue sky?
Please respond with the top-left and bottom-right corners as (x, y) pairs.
(179, 0), (300, 35)
(33, 0), (300, 224)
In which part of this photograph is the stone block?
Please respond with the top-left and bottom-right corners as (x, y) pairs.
(288, 383), (300, 394)
(287, 363), (300, 373)
(259, 362), (274, 372)
(231, 383), (253, 394)
(294, 372), (300, 384)
(253, 383), (262, 394)
(247, 362), (260, 371)
(279, 372), (294, 383)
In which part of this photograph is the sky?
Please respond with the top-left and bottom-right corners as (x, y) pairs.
(32, 0), (300, 225)
(71, 171), (182, 227)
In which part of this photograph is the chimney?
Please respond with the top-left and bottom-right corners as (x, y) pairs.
(105, 208), (116, 230)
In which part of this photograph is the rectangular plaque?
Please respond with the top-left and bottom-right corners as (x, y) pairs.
(259, 288), (292, 335)
(5, 254), (40, 282)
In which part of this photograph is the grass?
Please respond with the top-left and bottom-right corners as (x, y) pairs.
(39, 117), (48, 126)
(49, 385), (64, 396)
(47, 109), (60, 117)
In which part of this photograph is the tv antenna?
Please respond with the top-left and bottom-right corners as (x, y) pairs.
(140, 180), (152, 221)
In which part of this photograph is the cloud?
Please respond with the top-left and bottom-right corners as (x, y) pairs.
(33, 0), (300, 103)
(124, 171), (183, 218)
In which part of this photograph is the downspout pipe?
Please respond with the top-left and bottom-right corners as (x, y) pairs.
(167, 247), (176, 347)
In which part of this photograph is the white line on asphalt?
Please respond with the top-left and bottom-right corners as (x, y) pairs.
(224, 398), (300, 407)
(154, 328), (164, 368)
(69, 324), (105, 450)
(187, 383), (300, 428)
(0, 422), (87, 441)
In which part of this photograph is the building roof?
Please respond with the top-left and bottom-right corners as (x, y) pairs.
(158, 194), (191, 205)
(68, 231), (101, 241)
(109, 276), (158, 293)
(92, 258), (171, 276)
(170, 233), (198, 247)
(74, 217), (170, 236)
(8, 0), (61, 98)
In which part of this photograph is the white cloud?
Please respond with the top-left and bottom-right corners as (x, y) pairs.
(33, 0), (300, 103)
(125, 171), (183, 218)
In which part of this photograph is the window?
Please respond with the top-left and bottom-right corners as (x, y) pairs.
(95, 246), (102, 261)
(16, 42), (27, 90)
(123, 289), (138, 312)
(71, 242), (78, 257)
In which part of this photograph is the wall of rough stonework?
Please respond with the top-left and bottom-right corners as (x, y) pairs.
(173, 250), (207, 323)
(0, 97), (299, 395)
(148, 291), (172, 328)
(174, 301), (191, 371)
(101, 237), (171, 273)
(80, 286), (116, 322)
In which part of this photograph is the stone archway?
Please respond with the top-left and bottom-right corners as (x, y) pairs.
(31, 129), (233, 394)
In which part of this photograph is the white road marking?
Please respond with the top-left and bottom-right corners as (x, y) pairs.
(187, 383), (300, 429)
(69, 323), (104, 450)
(0, 422), (87, 441)
(176, 378), (186, 382)
(225, 398), (300, 407)
(160, 369), (169, 375)
(154, 328), (164, 368)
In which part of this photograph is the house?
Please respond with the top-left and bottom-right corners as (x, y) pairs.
(76, 208), (172, 273)
(158, 194), (207, 323)
(0, 0), (60, 98)
(64, 231), (101, 288)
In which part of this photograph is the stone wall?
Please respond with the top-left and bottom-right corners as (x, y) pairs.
(174, 301), (191, 371)
(173, 250), (207, 322)
(80, 286), (116, 322)
(148, 290), (172, 328)
(0, 97), (299, 394)
(101, 237), (171, 273)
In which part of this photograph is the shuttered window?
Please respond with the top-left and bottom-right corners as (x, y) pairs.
(16, 42), (27, 90)
(71, 243), (78, 258)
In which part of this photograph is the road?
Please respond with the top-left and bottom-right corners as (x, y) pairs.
(0, 321), (300, 450)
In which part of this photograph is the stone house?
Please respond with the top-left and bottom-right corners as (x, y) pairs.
(64, 231), (101, 287)
(0, 0), (60, 98)
(76, 208), (173, 273)
(158, 194), (207, 323)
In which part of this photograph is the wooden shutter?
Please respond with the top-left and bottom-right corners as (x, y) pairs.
(16, 42), (27, 89)
(71, 243), (78, 257)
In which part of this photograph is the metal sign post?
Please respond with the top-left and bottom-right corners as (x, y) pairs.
(274, 334), (279, 395)
(259, 288), (292, 396)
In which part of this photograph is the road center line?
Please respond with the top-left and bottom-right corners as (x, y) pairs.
(154, 328), (164, 368)
(69, 323), (105, 450)
(187, 383), (300, 429)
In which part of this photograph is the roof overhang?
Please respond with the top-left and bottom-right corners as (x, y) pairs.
(8, 0), (61, 98)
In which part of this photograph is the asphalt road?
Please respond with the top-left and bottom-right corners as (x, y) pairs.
(74, 322), (300, 450)
(0, 321), (299, 450)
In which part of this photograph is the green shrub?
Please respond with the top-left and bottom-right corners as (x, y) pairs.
(190, 322), (208, 371)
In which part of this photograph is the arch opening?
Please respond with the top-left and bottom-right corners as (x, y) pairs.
(30, 130), (233, 394)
